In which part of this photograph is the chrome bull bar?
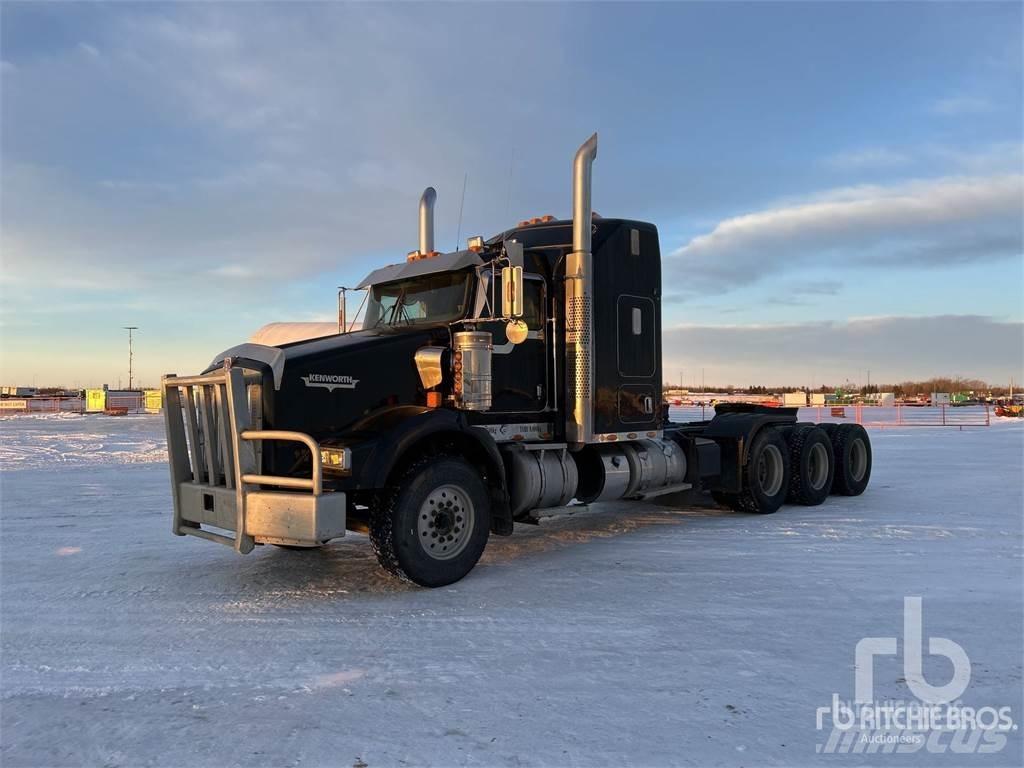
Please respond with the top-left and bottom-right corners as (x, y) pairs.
(162, 365), (345, 553)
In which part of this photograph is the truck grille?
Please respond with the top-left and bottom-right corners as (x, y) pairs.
(167, 374), (262, 489)
(162, 366), (330, 553)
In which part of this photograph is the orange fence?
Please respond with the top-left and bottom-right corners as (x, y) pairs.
(105, 393), (145, 412)
(802, 404), (990, 429)
(0, 397), (85, 414)
(0, 393), (149, 415)
(666, 404), (991, 429)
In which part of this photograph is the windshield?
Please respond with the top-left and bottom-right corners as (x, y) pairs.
(364, 271), (472, 328)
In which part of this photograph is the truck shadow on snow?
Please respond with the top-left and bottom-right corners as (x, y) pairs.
(198, 495), (733, 599)
(480, 496), (729, 565)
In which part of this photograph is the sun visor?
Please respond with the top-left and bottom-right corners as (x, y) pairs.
(355, 250), (484, 290)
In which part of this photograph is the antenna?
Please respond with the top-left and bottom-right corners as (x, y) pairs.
(504, 148), (516, 221)
(454, 172), (468, 251)
(500, 149), (517, 254)
(123, 326), (138, 390)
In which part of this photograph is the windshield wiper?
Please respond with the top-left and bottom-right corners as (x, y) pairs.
(378, 287), (407, 327)
(396, 297), (415, 325)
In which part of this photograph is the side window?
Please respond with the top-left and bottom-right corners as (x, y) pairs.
(479, 273), (501, 319)
(478, 273), (544, 330)
(521, 280), (544, 330)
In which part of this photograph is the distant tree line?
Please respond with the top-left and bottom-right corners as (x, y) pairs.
(888, 377), (1012, 397)
(663, 377), (1016, 396)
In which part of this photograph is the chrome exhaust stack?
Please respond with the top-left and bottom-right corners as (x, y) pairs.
(418, 186), (437, 255)
(565, 133), (597, 447)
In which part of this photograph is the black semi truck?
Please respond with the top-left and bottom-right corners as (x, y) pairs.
(162, 134), (872, 587)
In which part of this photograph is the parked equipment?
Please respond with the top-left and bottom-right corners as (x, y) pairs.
(161, 134), (873, 587)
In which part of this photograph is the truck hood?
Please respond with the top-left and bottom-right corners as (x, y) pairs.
(205, 325), (445, 390)
(206, 324), (451, 473)
(249, 322), (340, 347)
(271, 325), (449, 439)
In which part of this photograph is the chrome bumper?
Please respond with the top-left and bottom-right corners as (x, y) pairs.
(162, 366), (345, 552)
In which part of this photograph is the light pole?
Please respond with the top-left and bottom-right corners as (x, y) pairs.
(123, 326), (138, 391)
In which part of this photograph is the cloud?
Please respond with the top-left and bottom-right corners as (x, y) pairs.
(823, 142), (1023, 177)
(98, 178), (176, 193)
(931, 96), (993, 116)
(208, 264), (255, 278)
(667, 278), (843, 309)
(0, 4), (585, 294)
(791, 279), (843, 296)
(662, 315), (1024, 386)
(886, 233), (1023, 265)
(926, 142), (1024, 175)
(824, 147), (910, 170)
(672, 173), (1023, 292)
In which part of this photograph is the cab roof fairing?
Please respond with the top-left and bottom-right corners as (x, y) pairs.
(354, 250), (486, 290)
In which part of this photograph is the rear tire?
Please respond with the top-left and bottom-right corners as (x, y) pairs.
(734, 428), (791, 514)
(785, 426), (834, 506)
(831, 424), (872, 496)
(818, 422), (838, 442)
(369, 456), (491, 587)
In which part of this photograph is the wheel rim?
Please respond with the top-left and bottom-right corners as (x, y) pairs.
(808, 442), (830, 491)
(757, 444), (785, 497)
(417, 484), (474, 561)
(850, 438), (868, 482)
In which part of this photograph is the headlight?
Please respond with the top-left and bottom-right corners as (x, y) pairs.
(319, 446), (352, 475)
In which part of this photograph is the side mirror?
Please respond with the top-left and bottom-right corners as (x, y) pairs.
(501, 265), (524, 318)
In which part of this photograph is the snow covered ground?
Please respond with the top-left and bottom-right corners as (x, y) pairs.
(1, 412), (1021, 767)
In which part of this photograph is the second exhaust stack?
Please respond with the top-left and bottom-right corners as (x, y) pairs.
(419, 187), (437, 255)
(565, 133), (598, 447)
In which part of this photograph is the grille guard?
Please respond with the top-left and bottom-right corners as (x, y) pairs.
(162, 364), (344, 552)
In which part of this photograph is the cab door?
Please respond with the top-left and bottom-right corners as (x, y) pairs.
(478, 273), (547, 413)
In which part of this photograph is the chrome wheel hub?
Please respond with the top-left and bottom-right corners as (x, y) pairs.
(808, 442), (830, 490)
(417, 484), (474, 561)
(850, 438), (868, 482)
(757, 444), (785, 497)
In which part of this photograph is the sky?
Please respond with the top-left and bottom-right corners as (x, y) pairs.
(1, 1), (1022, 389)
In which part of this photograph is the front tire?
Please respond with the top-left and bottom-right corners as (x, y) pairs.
(369, 456), (491, 587)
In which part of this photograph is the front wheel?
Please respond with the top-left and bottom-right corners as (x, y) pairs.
(369, 456), (491, 587)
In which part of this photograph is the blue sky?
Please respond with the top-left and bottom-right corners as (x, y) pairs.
(1, 2), (1021, 389)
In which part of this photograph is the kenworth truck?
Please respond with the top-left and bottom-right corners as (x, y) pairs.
(162, 134), (872, 587)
